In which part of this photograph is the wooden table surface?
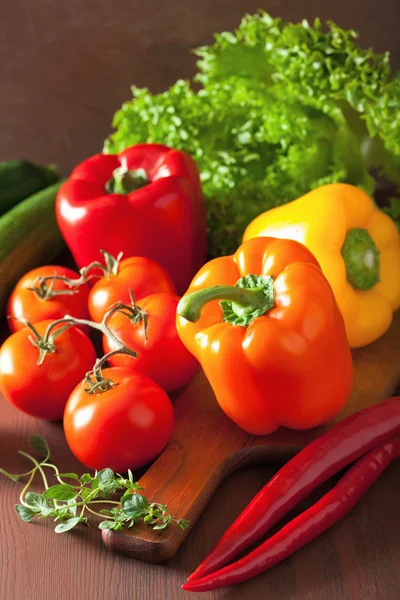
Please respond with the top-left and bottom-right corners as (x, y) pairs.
(1, 383), (400, 600)
(1, 0), (400, 598)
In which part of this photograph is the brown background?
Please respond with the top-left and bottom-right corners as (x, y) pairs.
(0, 1), (400, 599)
(0, 0), (399, 174)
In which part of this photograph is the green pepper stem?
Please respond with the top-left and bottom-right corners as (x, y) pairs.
(341, 228), (380, 291)
(106, 166), (148, 194)
(177, 285), (265, 323)
(177, 275), (275, 326)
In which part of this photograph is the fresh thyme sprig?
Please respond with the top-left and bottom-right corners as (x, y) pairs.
(0, 434), (189, 534)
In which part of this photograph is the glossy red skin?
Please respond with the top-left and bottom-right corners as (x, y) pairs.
(63, 367), (174, 472)
(103, 293), (199, 392)
(56, 144), (207, 294)
(189, 396), (400, 582)
(7, 265), (90, 333)
(0, 320), (96, 420)
(183, 439), (400, 592)
(88, 256), (176, 323)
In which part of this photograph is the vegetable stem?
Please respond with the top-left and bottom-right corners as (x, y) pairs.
(341, 228), (380, 291)
(177, 275), (275, 326)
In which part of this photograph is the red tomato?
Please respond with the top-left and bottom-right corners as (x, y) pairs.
(0, 320), (96, 420)
(7, 265), (90, 333)
(88, 256), (176, 322)
(63, 367), (174, 472)
(103, 293), (199, 392)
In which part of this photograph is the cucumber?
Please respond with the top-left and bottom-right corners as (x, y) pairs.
(0, 181), (65, 311)
(0, 160), (59, 216)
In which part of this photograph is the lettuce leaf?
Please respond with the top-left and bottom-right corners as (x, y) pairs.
(105, 12), (400, 256)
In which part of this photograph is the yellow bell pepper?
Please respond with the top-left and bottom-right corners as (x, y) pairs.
(243, 183), (400, 348)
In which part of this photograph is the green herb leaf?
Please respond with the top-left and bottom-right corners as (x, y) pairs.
(24, 492), (47, 512)
(80, 487), (93, 501)
(121, 493), (149, 517)
(98, 468), (114, 486)
(6, 438), (188, 536)
(91, 477), (100, 490)
(144, 514), (158, 525)
(177, 519), (190, 529)
(44, 484), (77, 502)
(98, 520), (117, 530)
(54, 517), (82, 533)
(15, 504), (36, 522)
(67, 498), (78, 516)
(58, 473), (80, 481)
(113, 511), (126, 524)
(80, 473), (92, 484)
(29, 434), (50, 458)
(122, 488), (134, 498)
(153, 522), (169, 531)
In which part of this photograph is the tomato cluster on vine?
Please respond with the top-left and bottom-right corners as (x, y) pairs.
(0, 251), (199, 472)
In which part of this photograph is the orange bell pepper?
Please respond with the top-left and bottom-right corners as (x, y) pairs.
(176, 237), (353, 435)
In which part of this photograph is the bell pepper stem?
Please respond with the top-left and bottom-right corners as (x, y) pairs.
(106, 166), (148, 194)
(178, 285), (265, 323)
(341, 228), (380, 291)
(177, 275), (275, 326)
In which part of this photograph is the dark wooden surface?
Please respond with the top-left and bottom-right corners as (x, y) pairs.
(1, 377), (400, 600)
(1, 1), (400, 599)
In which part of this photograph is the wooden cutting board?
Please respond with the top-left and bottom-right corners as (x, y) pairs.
(102, 312), (400, 563)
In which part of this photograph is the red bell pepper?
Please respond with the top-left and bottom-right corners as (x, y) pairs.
(56, 144), (207, 293)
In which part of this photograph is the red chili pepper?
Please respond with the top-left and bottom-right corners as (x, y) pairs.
(183, 438), (400, 592)
(189, 396), (400, 582)
(56, 144), (207, 294)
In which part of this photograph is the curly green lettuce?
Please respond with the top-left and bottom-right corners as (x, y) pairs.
(105, 12), (400, 256)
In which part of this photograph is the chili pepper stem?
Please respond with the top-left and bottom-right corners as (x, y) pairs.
(177, 274), (275, 326)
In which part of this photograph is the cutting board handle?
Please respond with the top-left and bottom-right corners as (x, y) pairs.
(102, 372), (259, 562)
(102, 436), (278, 563)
